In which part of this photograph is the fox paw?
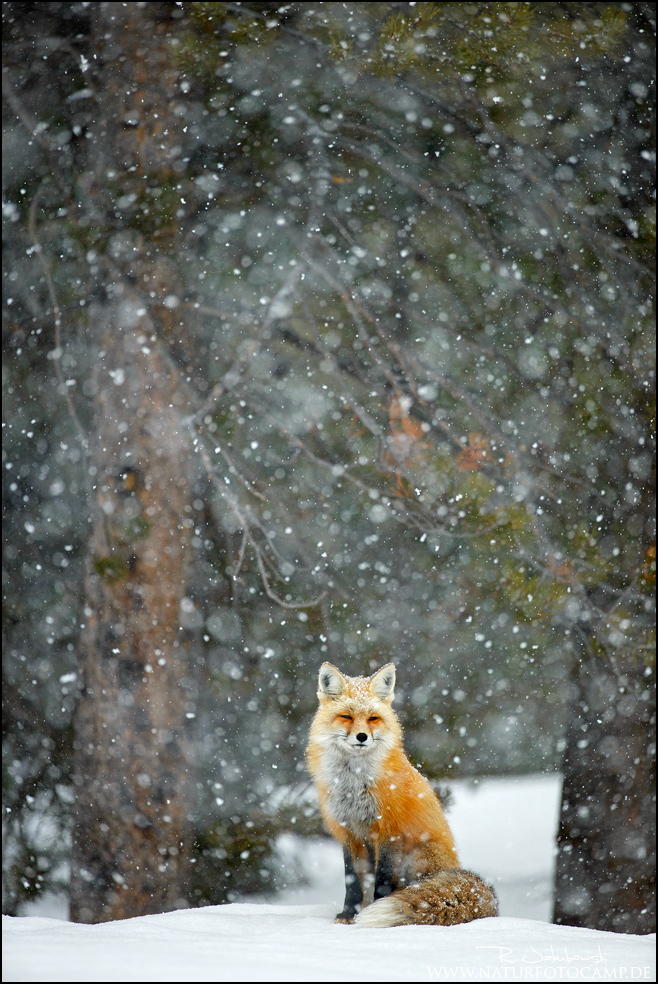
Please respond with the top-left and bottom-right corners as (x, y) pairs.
(334, 911), (356, 924)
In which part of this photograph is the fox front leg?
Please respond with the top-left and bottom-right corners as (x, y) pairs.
(374, 842), (398, 900)
(335, 845), (364, 924)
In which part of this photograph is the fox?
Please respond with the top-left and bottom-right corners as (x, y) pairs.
(306, 661), (498, 928)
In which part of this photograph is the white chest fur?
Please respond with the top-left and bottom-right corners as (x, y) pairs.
(319, 746), (380, 840)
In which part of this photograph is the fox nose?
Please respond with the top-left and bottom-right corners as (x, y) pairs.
(356, 733), (368, 743)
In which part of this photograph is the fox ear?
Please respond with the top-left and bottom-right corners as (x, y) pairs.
(369, 663), (396, 703)
(318, 662), (347, 700)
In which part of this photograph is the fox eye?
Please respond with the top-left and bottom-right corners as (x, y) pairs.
(368, 715), (379, 722)
(338, 714), (352, 721)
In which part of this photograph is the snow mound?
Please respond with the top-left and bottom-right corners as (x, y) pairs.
(3, 904), (655, 983)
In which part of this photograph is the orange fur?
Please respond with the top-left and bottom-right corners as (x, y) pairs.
(306, 662), (498, 927)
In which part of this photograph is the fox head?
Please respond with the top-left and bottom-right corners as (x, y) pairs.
(310, 662), (402, 757)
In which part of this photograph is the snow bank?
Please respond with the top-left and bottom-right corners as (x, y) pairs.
(3, 905), (654, 983)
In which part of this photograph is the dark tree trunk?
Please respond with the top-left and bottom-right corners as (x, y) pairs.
(70, 2), (196, 923)
(554, 634), (656, 934)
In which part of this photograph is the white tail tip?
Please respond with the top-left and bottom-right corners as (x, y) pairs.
(354, 896), (406, 928)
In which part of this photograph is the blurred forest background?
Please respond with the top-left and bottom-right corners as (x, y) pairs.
(2, 1), (655, 933)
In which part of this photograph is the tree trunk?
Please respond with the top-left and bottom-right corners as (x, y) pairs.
(70, 2), (195, 923)
(553, 634), (656, 934)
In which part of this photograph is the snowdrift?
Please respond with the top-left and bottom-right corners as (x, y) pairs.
(3, 903), (655, 983)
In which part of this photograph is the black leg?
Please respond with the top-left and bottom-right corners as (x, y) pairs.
(374, 842), (397, 900)
(335, 845), (363, 923)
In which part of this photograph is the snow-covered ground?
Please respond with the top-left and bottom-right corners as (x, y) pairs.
(4, 905), (654, 983)
(3, 775), (655, 982)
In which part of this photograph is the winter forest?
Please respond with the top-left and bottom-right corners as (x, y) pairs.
(2, 0), (655, 952)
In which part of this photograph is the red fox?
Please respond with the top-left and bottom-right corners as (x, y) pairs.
(306, 662), (498, 927)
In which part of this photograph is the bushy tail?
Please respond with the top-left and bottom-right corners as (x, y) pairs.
(354, 869), (498, 928)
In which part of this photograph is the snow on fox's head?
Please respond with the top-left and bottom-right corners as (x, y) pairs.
(310, 662), (401, 754)
(317, 662), (396, 704)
